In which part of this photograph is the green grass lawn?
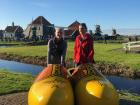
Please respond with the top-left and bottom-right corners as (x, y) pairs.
(0, 45), (48, 57)
(93, 43), (140, 70)
(0, 69), (35, 95)
(59, 42), (140, 70)
(0, 41), (140, 70)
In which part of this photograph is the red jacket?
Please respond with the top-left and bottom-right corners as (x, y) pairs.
(74, 33), (94, 64)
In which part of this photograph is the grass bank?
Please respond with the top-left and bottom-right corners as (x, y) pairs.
(119, 90), (140, 104)
(0, 69), (35, 95)
(0, 41), (25, 45)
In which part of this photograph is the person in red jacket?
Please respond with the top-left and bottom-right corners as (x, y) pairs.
(74, 23), (94, 66)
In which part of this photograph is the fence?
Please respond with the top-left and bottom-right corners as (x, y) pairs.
(123, 41), (140, 52)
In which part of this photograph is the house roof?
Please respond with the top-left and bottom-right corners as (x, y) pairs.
(31, 16), (52, 26)
(5, 26), (23, 33)
(5, 26), (19, 33)
(68, 20), (80, 28)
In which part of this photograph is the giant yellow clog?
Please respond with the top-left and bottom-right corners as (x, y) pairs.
(28, 64), (74, 105)
(69, 63), (119, 105)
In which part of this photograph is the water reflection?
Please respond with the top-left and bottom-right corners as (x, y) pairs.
(106, 75), (140, 95)
(0, 59), (43, 75)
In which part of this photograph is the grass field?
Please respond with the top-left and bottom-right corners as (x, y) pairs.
(0, 41), (140, 70)
(0, 45), (48, 57)
(0, 69), (34, 95)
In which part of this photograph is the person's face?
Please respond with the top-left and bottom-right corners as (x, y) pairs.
(79, 25), (87, 35)
(55, 28), (63, 39)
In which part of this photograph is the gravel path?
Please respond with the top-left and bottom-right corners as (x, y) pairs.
(0, 92), (28, 105)
(0, 92), (139, 105)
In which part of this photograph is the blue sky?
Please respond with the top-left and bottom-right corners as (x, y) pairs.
(1, 0), (140, 34)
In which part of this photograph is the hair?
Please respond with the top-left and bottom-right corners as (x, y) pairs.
(79, 23), (87, 30)
(55, 27), (64, 32)
(55, 27), (64, 38)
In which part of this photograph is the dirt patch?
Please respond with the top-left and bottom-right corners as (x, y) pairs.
(0, 92), (28, 105)
(95, 62), (140, 78)
(0, 92), (139, 105)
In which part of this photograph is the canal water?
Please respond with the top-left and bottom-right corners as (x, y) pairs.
(0, 59), (140, 95)
(107, 75), (140, 94)
(0, 59), (44, 75)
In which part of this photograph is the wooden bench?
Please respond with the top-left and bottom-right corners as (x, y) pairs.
(123, 41), (140, 52)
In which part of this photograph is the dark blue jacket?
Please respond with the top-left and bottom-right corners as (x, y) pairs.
(47, 38), (67, 66)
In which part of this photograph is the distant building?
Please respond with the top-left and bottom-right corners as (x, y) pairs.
(64, 21), (80, 40)
(68, 20), (80, 30)
(0, 30), (4, 39)
(4, 22), (23, 40)
(64, 21), (80, 36)
(24, 16), (55, 40)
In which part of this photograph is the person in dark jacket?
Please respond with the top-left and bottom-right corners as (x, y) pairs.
(47, 27), (67, 66)
(74, 23), (94, 66)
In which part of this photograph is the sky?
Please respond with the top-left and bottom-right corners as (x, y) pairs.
(1, 0), (140, 35)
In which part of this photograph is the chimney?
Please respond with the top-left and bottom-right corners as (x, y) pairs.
(12, 22), (14, 27)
